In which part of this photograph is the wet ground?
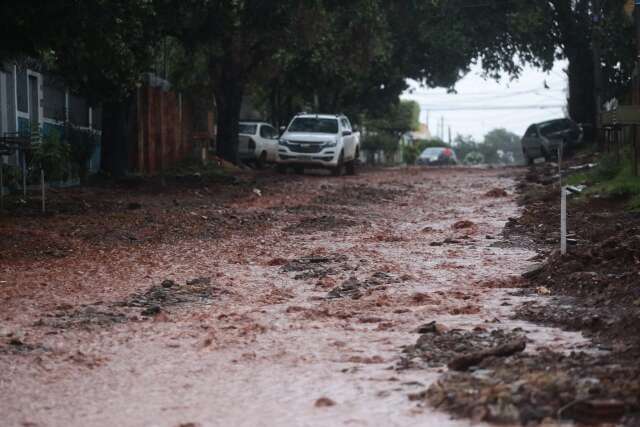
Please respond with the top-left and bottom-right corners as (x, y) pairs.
(0, 167), (596, 426)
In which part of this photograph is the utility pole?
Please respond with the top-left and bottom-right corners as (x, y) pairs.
(592, 0), (603, 144)
(448, 126), (452, 144)
(635, 1), (640, 105)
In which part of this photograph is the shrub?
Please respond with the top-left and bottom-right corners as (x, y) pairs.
(66, 125), (98, 182)
(32, 130), (71, 181)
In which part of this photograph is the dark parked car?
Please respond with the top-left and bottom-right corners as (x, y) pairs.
(416, 147), (458, 166)
(521, 118), (582, 165)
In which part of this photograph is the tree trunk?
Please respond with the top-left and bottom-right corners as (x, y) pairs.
(213, 58), (244, 164)
(567, 46), (596, 141)
(101, 97), (133, 177)
(214, 84), (243, 164)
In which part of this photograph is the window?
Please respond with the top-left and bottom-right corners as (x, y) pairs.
(288, 118), (339, 134)
(539, 120), (572, 137)
(43, 75), (66, 121)
(92, 105), (102, 130)
(260, 125), (276, 139)
(16, 67), (28, 113)
(239, 124), (258, 135)
(69, 94), (89, 127)
(523, 126), (537, 137)
(341, 118), (351, 131)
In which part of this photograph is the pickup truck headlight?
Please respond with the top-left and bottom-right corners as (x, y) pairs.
(279, 139), (289, 146)
(323, 140), (338, 148)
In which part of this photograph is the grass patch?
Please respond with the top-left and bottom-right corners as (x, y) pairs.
(578, 151), (640, 210)
(566, 172), (589, 186)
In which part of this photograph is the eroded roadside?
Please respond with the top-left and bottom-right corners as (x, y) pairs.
(0, 167), (594, 427)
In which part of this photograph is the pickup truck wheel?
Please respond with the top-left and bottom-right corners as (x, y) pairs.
(256, 151), (267, 170)
(276, 164), (287, 174)
(332, 152), (344, 176)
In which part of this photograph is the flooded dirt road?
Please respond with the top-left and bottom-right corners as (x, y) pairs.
(0, 167), (591, 426)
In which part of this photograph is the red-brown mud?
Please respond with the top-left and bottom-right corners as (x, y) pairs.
(0, 167), (588, 426)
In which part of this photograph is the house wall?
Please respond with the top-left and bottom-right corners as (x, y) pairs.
(0, 64), (102, 174)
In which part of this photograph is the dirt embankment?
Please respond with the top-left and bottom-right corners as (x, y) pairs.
(408, 163), (640, 426)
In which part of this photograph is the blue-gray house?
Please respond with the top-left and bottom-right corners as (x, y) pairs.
(0, 63), (102, 173)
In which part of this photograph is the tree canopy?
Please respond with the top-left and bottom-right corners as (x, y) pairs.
(2, 0), (633, 170)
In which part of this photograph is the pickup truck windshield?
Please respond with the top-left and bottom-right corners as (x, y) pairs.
(288, 118), (339, 134)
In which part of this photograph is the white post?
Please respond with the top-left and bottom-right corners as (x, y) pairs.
(559, 141), (567, 255)
(41, 169), (45, 213)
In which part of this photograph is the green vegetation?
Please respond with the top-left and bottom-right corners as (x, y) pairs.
(362, 100), (422, 162)
(567, 152), (640, 210)
(451, 129), (524, 165)
(32, 131), (71, 181)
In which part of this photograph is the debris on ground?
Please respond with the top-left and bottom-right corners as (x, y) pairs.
(485, 188), (509, 198)
(452, 220), (475, 230)
(123, 277), (221, 310)
(399, 325), (526, 370)
(283, 215), (359, 234)
(326, 273), (398, 300)
(421, 350), (640, 426)
(315, 397), (336, 407)
(35, 306), (128, 329)
(281, 255), (349, 280)
(447, 337), (526, 371)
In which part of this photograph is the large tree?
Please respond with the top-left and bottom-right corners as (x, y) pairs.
(2, 1), (160, 177)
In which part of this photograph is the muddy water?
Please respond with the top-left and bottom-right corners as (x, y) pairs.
(0, 167), (590, 427)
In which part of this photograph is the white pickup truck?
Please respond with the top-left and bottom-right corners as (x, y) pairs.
(276, 113), (360, 176)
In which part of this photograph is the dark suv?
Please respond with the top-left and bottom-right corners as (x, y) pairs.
(521, 118), (582, 164)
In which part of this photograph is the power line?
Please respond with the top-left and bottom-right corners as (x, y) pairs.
(420, 104), (565, 111)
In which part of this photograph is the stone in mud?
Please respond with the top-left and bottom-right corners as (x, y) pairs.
(162, 279), (177, 288)
(485, 188), (509, 198)
(327, 277), (363, 300)
(447, 338), (526, 371)
(452, 220), (475, 230)
(141, 305), (162, 316)
(401, 327), (526, 370)
(315, 397), (336, 407)
(415, 321), (448, 335)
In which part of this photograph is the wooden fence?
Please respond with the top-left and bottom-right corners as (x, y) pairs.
(131, 85), (215, 175)
(600, 105), (640, 176)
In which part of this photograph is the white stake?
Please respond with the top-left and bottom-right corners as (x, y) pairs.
(559, 141), (567, 255)
(561, 186), (567, 255)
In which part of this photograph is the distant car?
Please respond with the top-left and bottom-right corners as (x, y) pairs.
(521, 118), (583, 165)
(238, 121), (280, 168)
(417, 147), (458, 166)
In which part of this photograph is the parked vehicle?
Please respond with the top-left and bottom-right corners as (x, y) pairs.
(521, 118), (582, 165)
(276, 113), (360, 175)
(238, 121), (280, 168)
(416, 147), (458, 166)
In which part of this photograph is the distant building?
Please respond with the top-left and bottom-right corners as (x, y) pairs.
(410, 123), (432, 141)
(0, 63), (102, 171)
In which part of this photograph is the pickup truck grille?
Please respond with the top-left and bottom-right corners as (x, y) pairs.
(287, 142), (324, 154)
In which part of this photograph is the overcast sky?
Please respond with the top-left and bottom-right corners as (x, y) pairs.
(401, 60), (569, 142)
